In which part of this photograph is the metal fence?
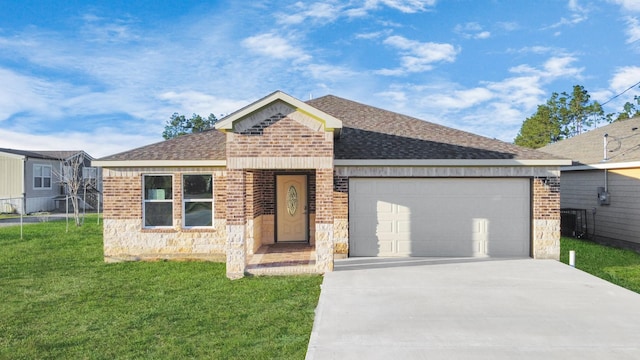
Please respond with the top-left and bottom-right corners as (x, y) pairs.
(0, 196), (24, 215)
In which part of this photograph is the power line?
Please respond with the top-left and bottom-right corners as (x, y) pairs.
(601, 80), (640, 106)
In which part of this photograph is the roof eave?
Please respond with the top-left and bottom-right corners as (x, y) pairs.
(92, 160), (227, 168)
(334, 159), (572, 167)
(561, 160), (640, 171)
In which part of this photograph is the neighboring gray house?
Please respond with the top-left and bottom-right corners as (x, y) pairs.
(0, 149), (101, 214)
(540, 116), (640, 251)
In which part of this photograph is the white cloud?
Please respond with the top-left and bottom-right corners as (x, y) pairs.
(346, 0), (437, 17)
(306, 64), (357, 80)
(429, 87), (494, 110)
(355, 30), (391, 40)
(277, 2), (342, 25)
(380, 35), (458, 74)
(80, 13), (140, 43)
(158, 91), (249, 118)
(546, 0), (589, 29)
(609, 66), (640, 92)
(0, 69), (54, 121)
(609, 0), (640, 12)
(624, 16), (640, 44)
(509, 56), (583, 81)
(542, 56), (584, 78)
(242, 33), (312, 63)
(508, 46), (568, 56)
(454, 22), (491, 39)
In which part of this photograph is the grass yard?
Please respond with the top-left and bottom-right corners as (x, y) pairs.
(0, 217), (323, 359)
(560, 236), (640, 294)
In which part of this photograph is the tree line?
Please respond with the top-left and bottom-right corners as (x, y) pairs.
(514, 85), (640, 149)
(162, 113), (219, 140)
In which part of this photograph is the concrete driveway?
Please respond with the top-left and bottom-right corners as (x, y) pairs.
(306, 257), (640, 359)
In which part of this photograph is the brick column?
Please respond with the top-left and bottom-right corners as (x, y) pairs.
(226, 169), (247, 279)
(315, 168), (334, 272)
(532, 177), (560, 259)
(333, 174), (349, 259)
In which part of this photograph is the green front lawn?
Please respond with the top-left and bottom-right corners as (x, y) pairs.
(560, 236), (640, 294)
(0, 217), (322, 359)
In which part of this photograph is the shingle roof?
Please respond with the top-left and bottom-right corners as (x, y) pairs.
(33, 150), (91, 160)
(98, 93), (561, 162)
(308, 95), (558, 160)
(0, 148), (88, 160)
(99, 128), (226, 161)
(540, 117), (640, 166)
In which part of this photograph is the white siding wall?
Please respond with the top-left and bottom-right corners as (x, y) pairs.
(561, 169), (640, 245)
(0, 154), (25, 214)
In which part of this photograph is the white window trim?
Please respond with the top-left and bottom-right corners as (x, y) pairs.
(142, 174), (174, 229)
(182, 174), (214, 228)
(33, 164), (53, 190)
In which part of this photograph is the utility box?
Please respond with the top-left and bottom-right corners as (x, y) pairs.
(597, 187), (610, 205)
(560, 208), (588, 239)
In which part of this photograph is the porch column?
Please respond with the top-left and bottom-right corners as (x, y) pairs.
(315, 168), (334, 272)
(226, 169), (247, 279)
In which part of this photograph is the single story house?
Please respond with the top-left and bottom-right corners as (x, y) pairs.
(93, 91), (570, 278)
(0, 149), (100, 214)
(540, 116), (640, 251)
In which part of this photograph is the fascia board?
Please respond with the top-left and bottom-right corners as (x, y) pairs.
(334, 159), (572, 167)
(92, 160), (227, 168)
(561, 161), (640, 171)
(215, 90), (342, 131)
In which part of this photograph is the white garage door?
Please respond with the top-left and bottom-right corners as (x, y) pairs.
(349, 178), (530, 257)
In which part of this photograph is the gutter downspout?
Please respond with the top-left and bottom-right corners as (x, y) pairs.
(21, 156), (27, 239)
(603, 134), (609, 192)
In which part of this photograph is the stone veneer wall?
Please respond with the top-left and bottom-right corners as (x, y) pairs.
(333, 166), (562, 260)
(315, 168), (334, 271)
(102, 167), (227, 262)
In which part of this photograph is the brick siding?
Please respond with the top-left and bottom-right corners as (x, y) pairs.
(533, 177), (560, 220)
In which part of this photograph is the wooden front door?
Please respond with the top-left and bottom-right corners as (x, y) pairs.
(276, 175), (308, 242)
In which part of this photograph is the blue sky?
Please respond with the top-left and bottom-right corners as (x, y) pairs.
(1, 0), (639, 157)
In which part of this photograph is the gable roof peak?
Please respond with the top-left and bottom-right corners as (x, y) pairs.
(215, 90), (342, 134)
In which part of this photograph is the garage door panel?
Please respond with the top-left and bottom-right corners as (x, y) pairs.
(349, 178), (530, 257)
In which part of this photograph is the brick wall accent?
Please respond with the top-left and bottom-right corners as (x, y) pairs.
(333, 174), (348, 219)
(214, 172), (226, 220)
(103, 175), (141, 219)
(533, 177), (560, 220)
(315, 168), (333, 224)
(227, 116), (333, 160)
(226, 169), (246, 226)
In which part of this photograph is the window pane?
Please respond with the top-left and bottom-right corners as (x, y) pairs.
(34, 166), (42, 177)
(184, 202), (212, 227)
(145, 175), (172, 200)
(184, 175), (212, 199)
(43, 167), (51, 177)
(43, 178), (51, 188)
(34, 177), (42, 188)
(145, 202), (172, 227)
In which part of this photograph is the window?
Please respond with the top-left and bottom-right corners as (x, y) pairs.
(33, 165), (52, 189)
(183, 174), (213, 227)
(83, 167), (97, 180)
(143, 175), (173, 227)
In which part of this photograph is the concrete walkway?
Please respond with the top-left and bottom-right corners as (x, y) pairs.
(306, 257), (640, 359)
